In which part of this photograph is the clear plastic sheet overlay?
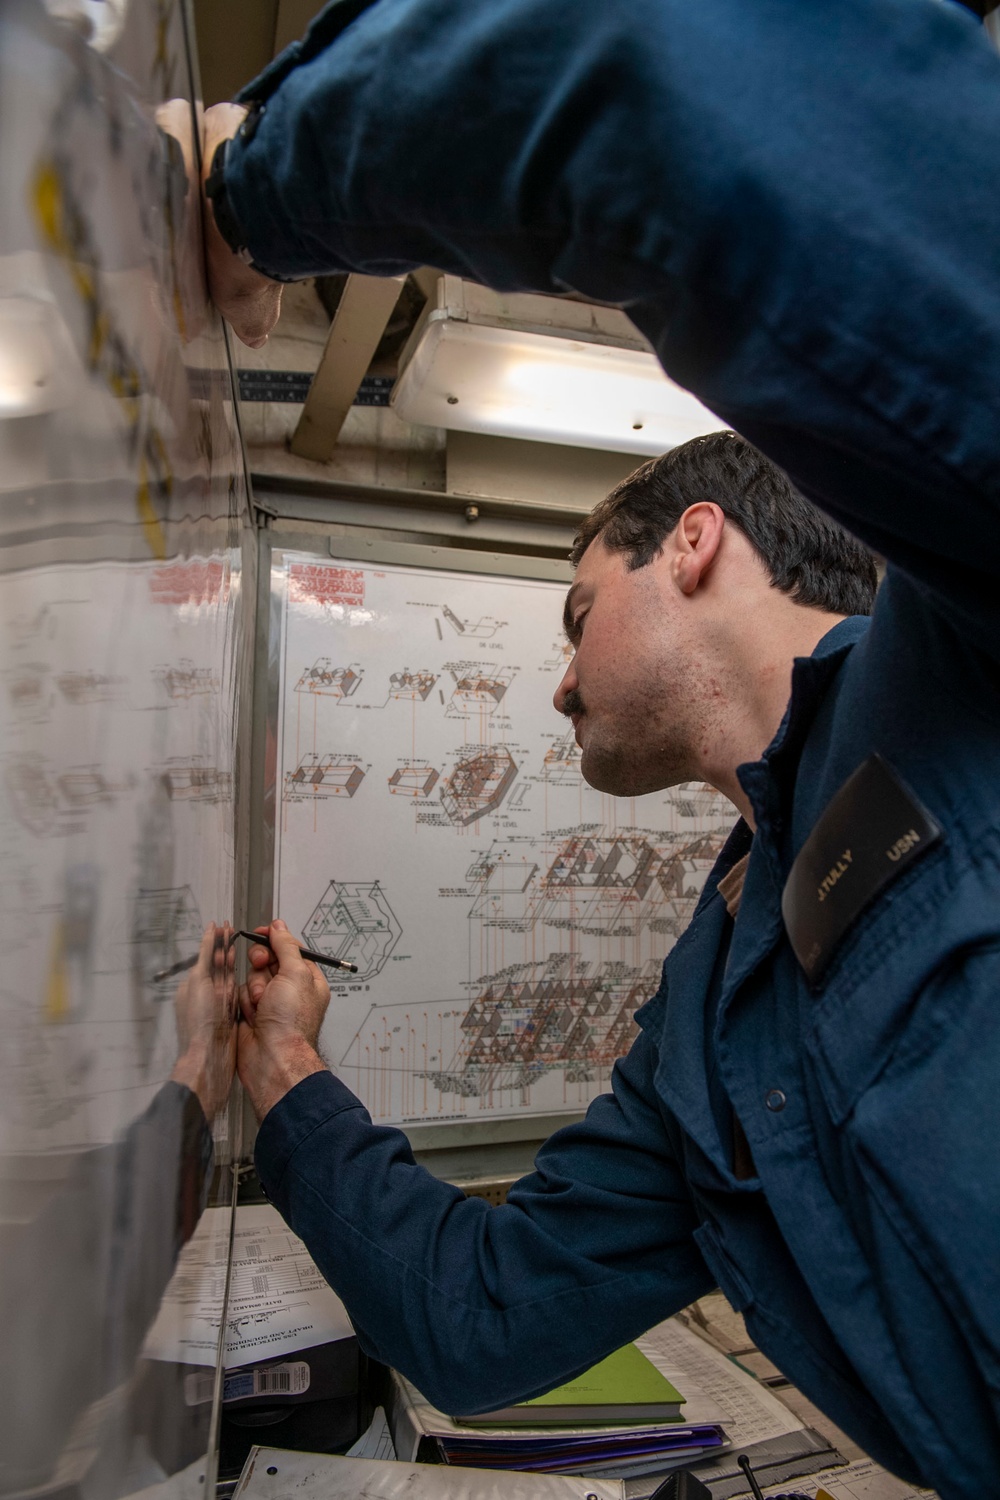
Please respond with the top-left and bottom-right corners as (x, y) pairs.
(235, 1446), (623, 1500)
(0, 0), (250, 1494)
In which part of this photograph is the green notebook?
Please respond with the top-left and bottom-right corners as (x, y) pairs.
(454, 1342), (685, 1426)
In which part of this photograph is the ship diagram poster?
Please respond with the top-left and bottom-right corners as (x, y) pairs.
(272, 553), (736, 1126)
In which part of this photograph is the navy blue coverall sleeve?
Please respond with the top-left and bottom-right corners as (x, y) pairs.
(226, 0), (1000, 655)
(256, 1015), (712, 1413)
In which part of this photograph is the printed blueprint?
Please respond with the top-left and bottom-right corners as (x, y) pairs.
(272, 554), (736, 1127)
(0, 555), (240, 1152)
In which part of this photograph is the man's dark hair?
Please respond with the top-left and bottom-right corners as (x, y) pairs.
(571, 431), (877, 616)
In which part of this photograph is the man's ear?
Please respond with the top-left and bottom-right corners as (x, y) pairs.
(672, 503), (725, 596)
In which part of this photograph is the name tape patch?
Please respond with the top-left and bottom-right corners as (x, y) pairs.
(781, 753), (943, 985)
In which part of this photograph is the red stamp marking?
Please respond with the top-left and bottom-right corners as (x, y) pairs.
(289, 563), (365, 607)
(149, 559), (230, 606)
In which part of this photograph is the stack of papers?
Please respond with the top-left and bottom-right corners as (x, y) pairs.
(435, 1425), (726, 1479)
(389, 1314), (812, 1482)
(389, 1314), (818, 1485)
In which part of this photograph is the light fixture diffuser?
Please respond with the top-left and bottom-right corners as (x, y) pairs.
(392, 278), (725, 456)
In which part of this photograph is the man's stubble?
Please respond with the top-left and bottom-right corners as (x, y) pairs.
(572, 648), (709, 799)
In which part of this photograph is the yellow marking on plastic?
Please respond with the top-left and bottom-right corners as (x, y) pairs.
(173, 279), (188, 342)
(34, 155), (174, 560)
(32, 161), (64, 249)
(46, 923), (69, 1022)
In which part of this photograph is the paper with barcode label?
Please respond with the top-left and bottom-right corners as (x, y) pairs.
(184, 1361), (312, 1407)
(143, 1204), (354, 1368)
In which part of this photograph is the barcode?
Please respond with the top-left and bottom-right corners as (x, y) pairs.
(188, 1360), (311, 1405)
(252, 1361), (309, 1397)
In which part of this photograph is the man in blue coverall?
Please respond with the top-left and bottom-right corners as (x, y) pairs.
(194, 3), (1000, 1494)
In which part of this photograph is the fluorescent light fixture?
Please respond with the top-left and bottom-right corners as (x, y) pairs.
(0, 296), (74, 418)
(392, 277), (725, 456)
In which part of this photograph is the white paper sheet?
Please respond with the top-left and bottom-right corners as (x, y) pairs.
(637, 1317), (804, 1449)
(235, 1446), (624, 1500)
(143, 1204), (353, 1367)
(761, 1458), (938, 1499)
(347, 1406), (397, 1462)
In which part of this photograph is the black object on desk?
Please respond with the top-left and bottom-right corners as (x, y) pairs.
(739, 1452), (767, 1500)
(647, 1472), (713, 1500)
(645, 1456), (812, 1500)
(736, 1450), (813, 1499)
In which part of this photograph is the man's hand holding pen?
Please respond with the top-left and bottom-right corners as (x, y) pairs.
(237, 919), (331, 1122)
(170, 922), (238, 1121)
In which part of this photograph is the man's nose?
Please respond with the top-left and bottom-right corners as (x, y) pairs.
(553, 658), (577, 716)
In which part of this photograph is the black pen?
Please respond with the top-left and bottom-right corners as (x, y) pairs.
(235, 929), (360, 975)
(150, 928), (358, 983)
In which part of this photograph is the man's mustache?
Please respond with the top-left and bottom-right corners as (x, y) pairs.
(561, 688), (584, 717)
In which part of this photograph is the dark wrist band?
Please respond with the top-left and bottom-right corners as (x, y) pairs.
(205, 128), (297, 284)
